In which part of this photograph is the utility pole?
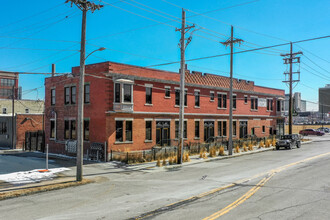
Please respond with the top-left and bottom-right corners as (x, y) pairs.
(176, 9), (194, 164)
(221, 26), (243, 156)
(11, 85), (15, 149)
(281, 43), (302, 135)
(65, 0), (103, 182)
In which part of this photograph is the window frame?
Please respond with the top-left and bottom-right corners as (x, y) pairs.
(145, 120), (152, 141)
(51, 89), (56, 106)
(145, 87), (152, 104)
(71, 86), (76, 104)
(194, 90), (200, 107)
(64, 87), (70, 105)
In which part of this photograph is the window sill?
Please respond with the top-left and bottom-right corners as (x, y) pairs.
(144, 140), (153, 143)
(174, 105), (188, 108)
(194, 106), (200, 109)
(250, 109), (258, 112)
(114, 141), (133, 144)
(145, 103), (153, 106)
(194, 137), (200, 140)
(210, 100), (215, 102)
(174, 138), (187, 140)
(164, 96), (171, 99)
(217, 107), (227, 110)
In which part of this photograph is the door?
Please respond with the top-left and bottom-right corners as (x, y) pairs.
(204, 121), (214, 142)
(156, 121), (170, 146)
(239, 121), (248, 138)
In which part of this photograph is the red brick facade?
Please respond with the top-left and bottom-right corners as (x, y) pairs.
(45, 61), (285, 155)
(15, 114), (43, 149)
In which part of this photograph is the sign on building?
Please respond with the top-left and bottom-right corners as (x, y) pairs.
(258, 98), (267, 107)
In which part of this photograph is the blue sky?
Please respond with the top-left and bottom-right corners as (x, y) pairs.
(0, 0), (329, 111)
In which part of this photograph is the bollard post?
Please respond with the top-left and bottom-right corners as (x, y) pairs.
(46, 144), (49, 171)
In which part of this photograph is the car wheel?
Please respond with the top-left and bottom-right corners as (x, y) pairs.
(276, 146), (279, 150)
(297, 142), (300, 148)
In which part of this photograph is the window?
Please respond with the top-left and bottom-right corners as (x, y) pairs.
(251, 127), (255, 135)
(244, 96), (248, 104)
(50, 120), (55, 139)
(218, 93), (227, 108)
(195, 121), (200, 138)
(165, 87), (170, 98)
(84, 84), (90, 104)
(114, 83), (120, 103)
(251, 97), (258, 110)
(262, 125), (265, 133)
(223, 121), (227, 136)
(84, 120), (89, 141)
(126, 121), (133, 141)
(51, 89), (56, 105)
(2, 108), (6, 114)
(145, 121), (152, 141)
(64, 87), (70, 104)
(146, 87), (152, 104)
(70, 120), (76, 139)
(195, 91), (200, 107)
(0, 122), (7, 134)
(233, 121), (237, 136)
(277, 100), (281, 111)
(123, 84), (132, 103)
(175, 89), (187, 106)
(116, 121), (123, 142)
(175, 121), (187, 139)
(233, 95), (237, 109)
(25, 108), (29, 113)
(267, 99), (273, 111)
(71, 86), (76, 104)
(218, 121), (222, 136)
(64, 120), (70, 139)
(210, 92), (215, 101)
(0, 78), (15, 87)
(0, 89), (12, 97)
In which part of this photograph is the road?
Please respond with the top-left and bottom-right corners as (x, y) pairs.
(0, 136), (329, 220)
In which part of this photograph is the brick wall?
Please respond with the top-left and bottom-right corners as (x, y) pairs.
(15, 114), (43, 149)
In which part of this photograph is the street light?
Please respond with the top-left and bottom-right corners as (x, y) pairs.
(76, 46), (105, 182)
(85, 47), (106, 60)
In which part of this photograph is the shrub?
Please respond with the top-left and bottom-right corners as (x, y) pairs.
(259, 141), (265, 148)
(272, 138), (276, 146)
(162, 158), (166, 166)
(243, 143), (248, 152)
(234, 145), (240, 153)
(173, 156), (178, 164)
(156, 158), (161, 167)
(209, 147), (216, 157)
(248, 142), (253, 151)
(168, 157), (173, 165)
(183, 153), (190, 162)
(219, 146), (225, 156)
(265, 140), (271, 148)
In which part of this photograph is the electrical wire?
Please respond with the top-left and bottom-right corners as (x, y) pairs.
(303, 55), (330, 74)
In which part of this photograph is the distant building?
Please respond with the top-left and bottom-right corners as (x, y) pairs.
(300, 100), (306, 112)
(0, 99), (44, 149)
(0, 71), (21, 100)
(319, 84), (330, 114)
(284, 92), (306, 114)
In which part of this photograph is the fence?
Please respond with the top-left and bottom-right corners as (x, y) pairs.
(110, 135), (277, 164)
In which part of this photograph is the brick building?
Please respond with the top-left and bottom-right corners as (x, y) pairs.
(45, 61), (285, 156)
(0, 71), (21, 99)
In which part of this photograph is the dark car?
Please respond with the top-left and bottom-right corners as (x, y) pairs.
(317, 127), (330, 133)
(299, 129), (325, 136)
(276, 134), (301, 150)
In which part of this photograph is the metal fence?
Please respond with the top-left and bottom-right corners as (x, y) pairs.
(110, 135), (277, 164)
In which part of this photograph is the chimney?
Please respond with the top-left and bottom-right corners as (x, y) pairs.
(51, 64), (56, 77)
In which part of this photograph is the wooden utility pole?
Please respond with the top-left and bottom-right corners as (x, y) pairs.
(176, 9), (194, 164)
(281, 43), (302, 135)
(66, 0), (103, 182)
(11, 85), (15, 149)
(221, 26), (243, 155)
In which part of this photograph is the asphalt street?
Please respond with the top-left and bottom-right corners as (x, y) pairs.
(0, 135), (329, 220)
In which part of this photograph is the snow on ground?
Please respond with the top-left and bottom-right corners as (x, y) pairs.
(0, 168), (70, 185)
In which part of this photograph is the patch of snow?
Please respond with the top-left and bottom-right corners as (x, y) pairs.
(0, 167), (70, 185)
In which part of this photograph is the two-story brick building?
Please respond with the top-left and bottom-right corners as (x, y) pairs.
(44, 61), (285, 156)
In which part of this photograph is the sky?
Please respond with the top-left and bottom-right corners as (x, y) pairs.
(0, 0), (329, 111)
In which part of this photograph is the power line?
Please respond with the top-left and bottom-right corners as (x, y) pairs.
(295, 44), (330, 64)
(0, 47), (79, 52)
(301, 62), (329, 79)
(303, 55), (330, 74)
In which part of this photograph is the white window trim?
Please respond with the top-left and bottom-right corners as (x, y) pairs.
(194, 89), (200, 92)
(217, 92), (227, 95)
(194, 119), (201, 121)
(144, 118), (153, 121)
(145, 83), (153, 88)
(175, 119), (188, 121)
(115, 118), (133, 121)
(50, 118), (56, 140)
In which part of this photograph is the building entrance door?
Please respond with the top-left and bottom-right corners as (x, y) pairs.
(156, 121), (170, 146)
(204, 121), (214, 142)
(239, 121), (248, 138)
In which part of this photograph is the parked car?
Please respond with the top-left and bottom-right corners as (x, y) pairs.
(299, 129), (325, 136)
(276, 134), (301, 150)
(317, 127), (330, 133)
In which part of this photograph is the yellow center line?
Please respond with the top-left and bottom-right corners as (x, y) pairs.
(202, 151), (330, 220)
